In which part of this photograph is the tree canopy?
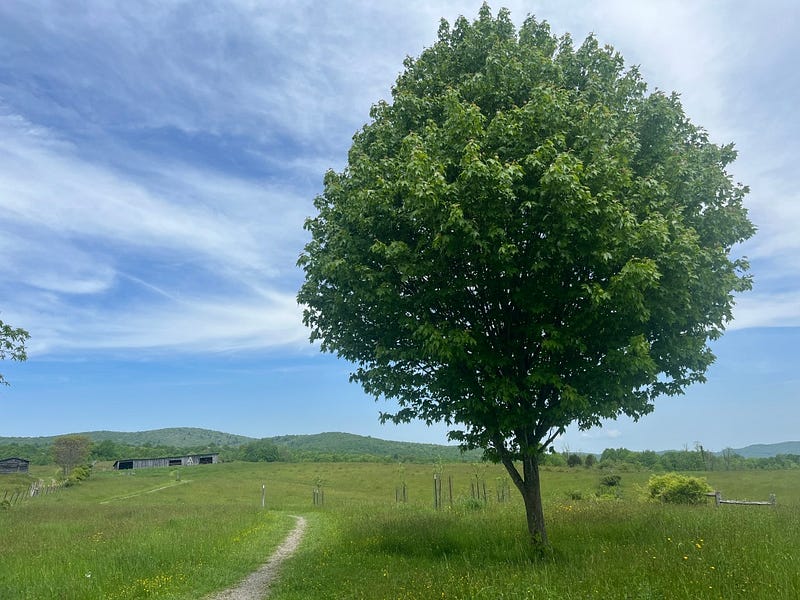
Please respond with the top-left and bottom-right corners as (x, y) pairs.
(297, 5), (754, 545)
(0, 318), (29, 387)
(53, 435), (92, 475)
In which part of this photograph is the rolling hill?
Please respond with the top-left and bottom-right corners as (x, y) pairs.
(0, 427), (255, 448)
(3, 428), (799, 461)
(0, 428), (478, 461)
(730, 441), (800, 458)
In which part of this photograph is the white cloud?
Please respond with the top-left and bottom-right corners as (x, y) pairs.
(730, 292), (800, 330)
(0, 109), (311, 355)
(0, 230), (115, 295)
(579, 428), (622, 440)
(0, 109), (313, 277)
(0, 115), (265, 270)
(13, 288), (308, 356)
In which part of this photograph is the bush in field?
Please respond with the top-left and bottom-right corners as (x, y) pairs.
(600, 474), (621, 488)
(456, 495), (486, 511)
(65, 465), (91, 487)
(567, 454), (583, 468)
(596, 473), (623, 499)
(647, 472), (711, 504)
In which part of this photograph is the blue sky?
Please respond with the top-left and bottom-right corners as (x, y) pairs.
(0, 1), (797, 453)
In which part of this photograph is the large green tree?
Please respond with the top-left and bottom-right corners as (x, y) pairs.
(0, 318), (29, 387)
(298, 6), (754, 545)
(53, 435), (92, 475)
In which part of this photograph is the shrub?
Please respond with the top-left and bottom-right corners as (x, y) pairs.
(541, 452), (567, 467)
(70, 465), (91, 481)
(66, 465), (92, 486)
(647, 472), (712, 504)
(566, 490), (583, 501)
(600, 474), (621, 488)
(567, 453), (583, 468)
(453, 495), (485, 512)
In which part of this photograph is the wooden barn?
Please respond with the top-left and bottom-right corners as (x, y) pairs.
(113, 453), (218, 470)
(0, 457), (30, 474)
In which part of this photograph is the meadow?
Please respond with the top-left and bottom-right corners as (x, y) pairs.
(1, 461), (798, 599)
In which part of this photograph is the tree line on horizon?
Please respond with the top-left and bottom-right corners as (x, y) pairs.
(3, 435), (800, 472)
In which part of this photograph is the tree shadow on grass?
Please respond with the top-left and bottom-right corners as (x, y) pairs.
(343, 507), (551, 564)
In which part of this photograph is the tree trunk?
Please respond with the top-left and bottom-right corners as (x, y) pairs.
(500, 451), (548, 546)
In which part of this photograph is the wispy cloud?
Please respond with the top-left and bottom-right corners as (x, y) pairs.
(11, 287), (307, 356)
(731, 292), (800, 330)
(580, 428), (622, 440)
(0, 111), (317, 286)
(0, 106), (309, 355)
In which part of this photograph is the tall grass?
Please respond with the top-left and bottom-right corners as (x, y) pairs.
(271, 467), (800, 600)
(0, 463), (299, 599)
(2, 462), (798, 598)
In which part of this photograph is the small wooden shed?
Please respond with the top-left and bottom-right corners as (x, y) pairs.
(113, 453), (218, 470)
(0, 457), (30, 474)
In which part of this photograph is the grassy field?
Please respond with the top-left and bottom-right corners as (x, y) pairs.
(1, 462), (798, 599)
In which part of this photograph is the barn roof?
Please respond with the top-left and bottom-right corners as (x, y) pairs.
(113, 453), (218, 463)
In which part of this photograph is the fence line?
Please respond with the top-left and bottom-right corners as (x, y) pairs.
(1, 479), (65, 507)
(707, 490), (776, 507)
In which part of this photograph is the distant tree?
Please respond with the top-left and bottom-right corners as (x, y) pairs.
(540, 451), (566, 468)
(584, 454), (596, 468)
(53, 435), (91, 475)
(659, 448), (705, 471)
(637, 450), (660, 469)
(0, 318), (29, 387)
(721, 447), (738, 470)
(298, 6), (754, 546)
(91, 439), (120, 461)
(240, 439), (282, 462)
(567, 453), (583, 468)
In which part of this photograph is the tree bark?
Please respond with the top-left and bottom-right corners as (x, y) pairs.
(500, 450), (548, 546)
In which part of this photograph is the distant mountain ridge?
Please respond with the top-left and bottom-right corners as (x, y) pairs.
(2, 428), (798, 460)
(0, 428), (477, 460)
(730, 441), (800, 458)
(0, 427), (256, 448)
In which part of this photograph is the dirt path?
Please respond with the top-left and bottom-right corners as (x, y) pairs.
(99, 480), (190, 504)
(207, 515), (307, 600)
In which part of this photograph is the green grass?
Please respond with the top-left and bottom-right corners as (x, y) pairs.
(272, 466), (800, 600)
(2, 462), (798, 599)
(0, 463), (301, 599)
(273, 505), (800, 600)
